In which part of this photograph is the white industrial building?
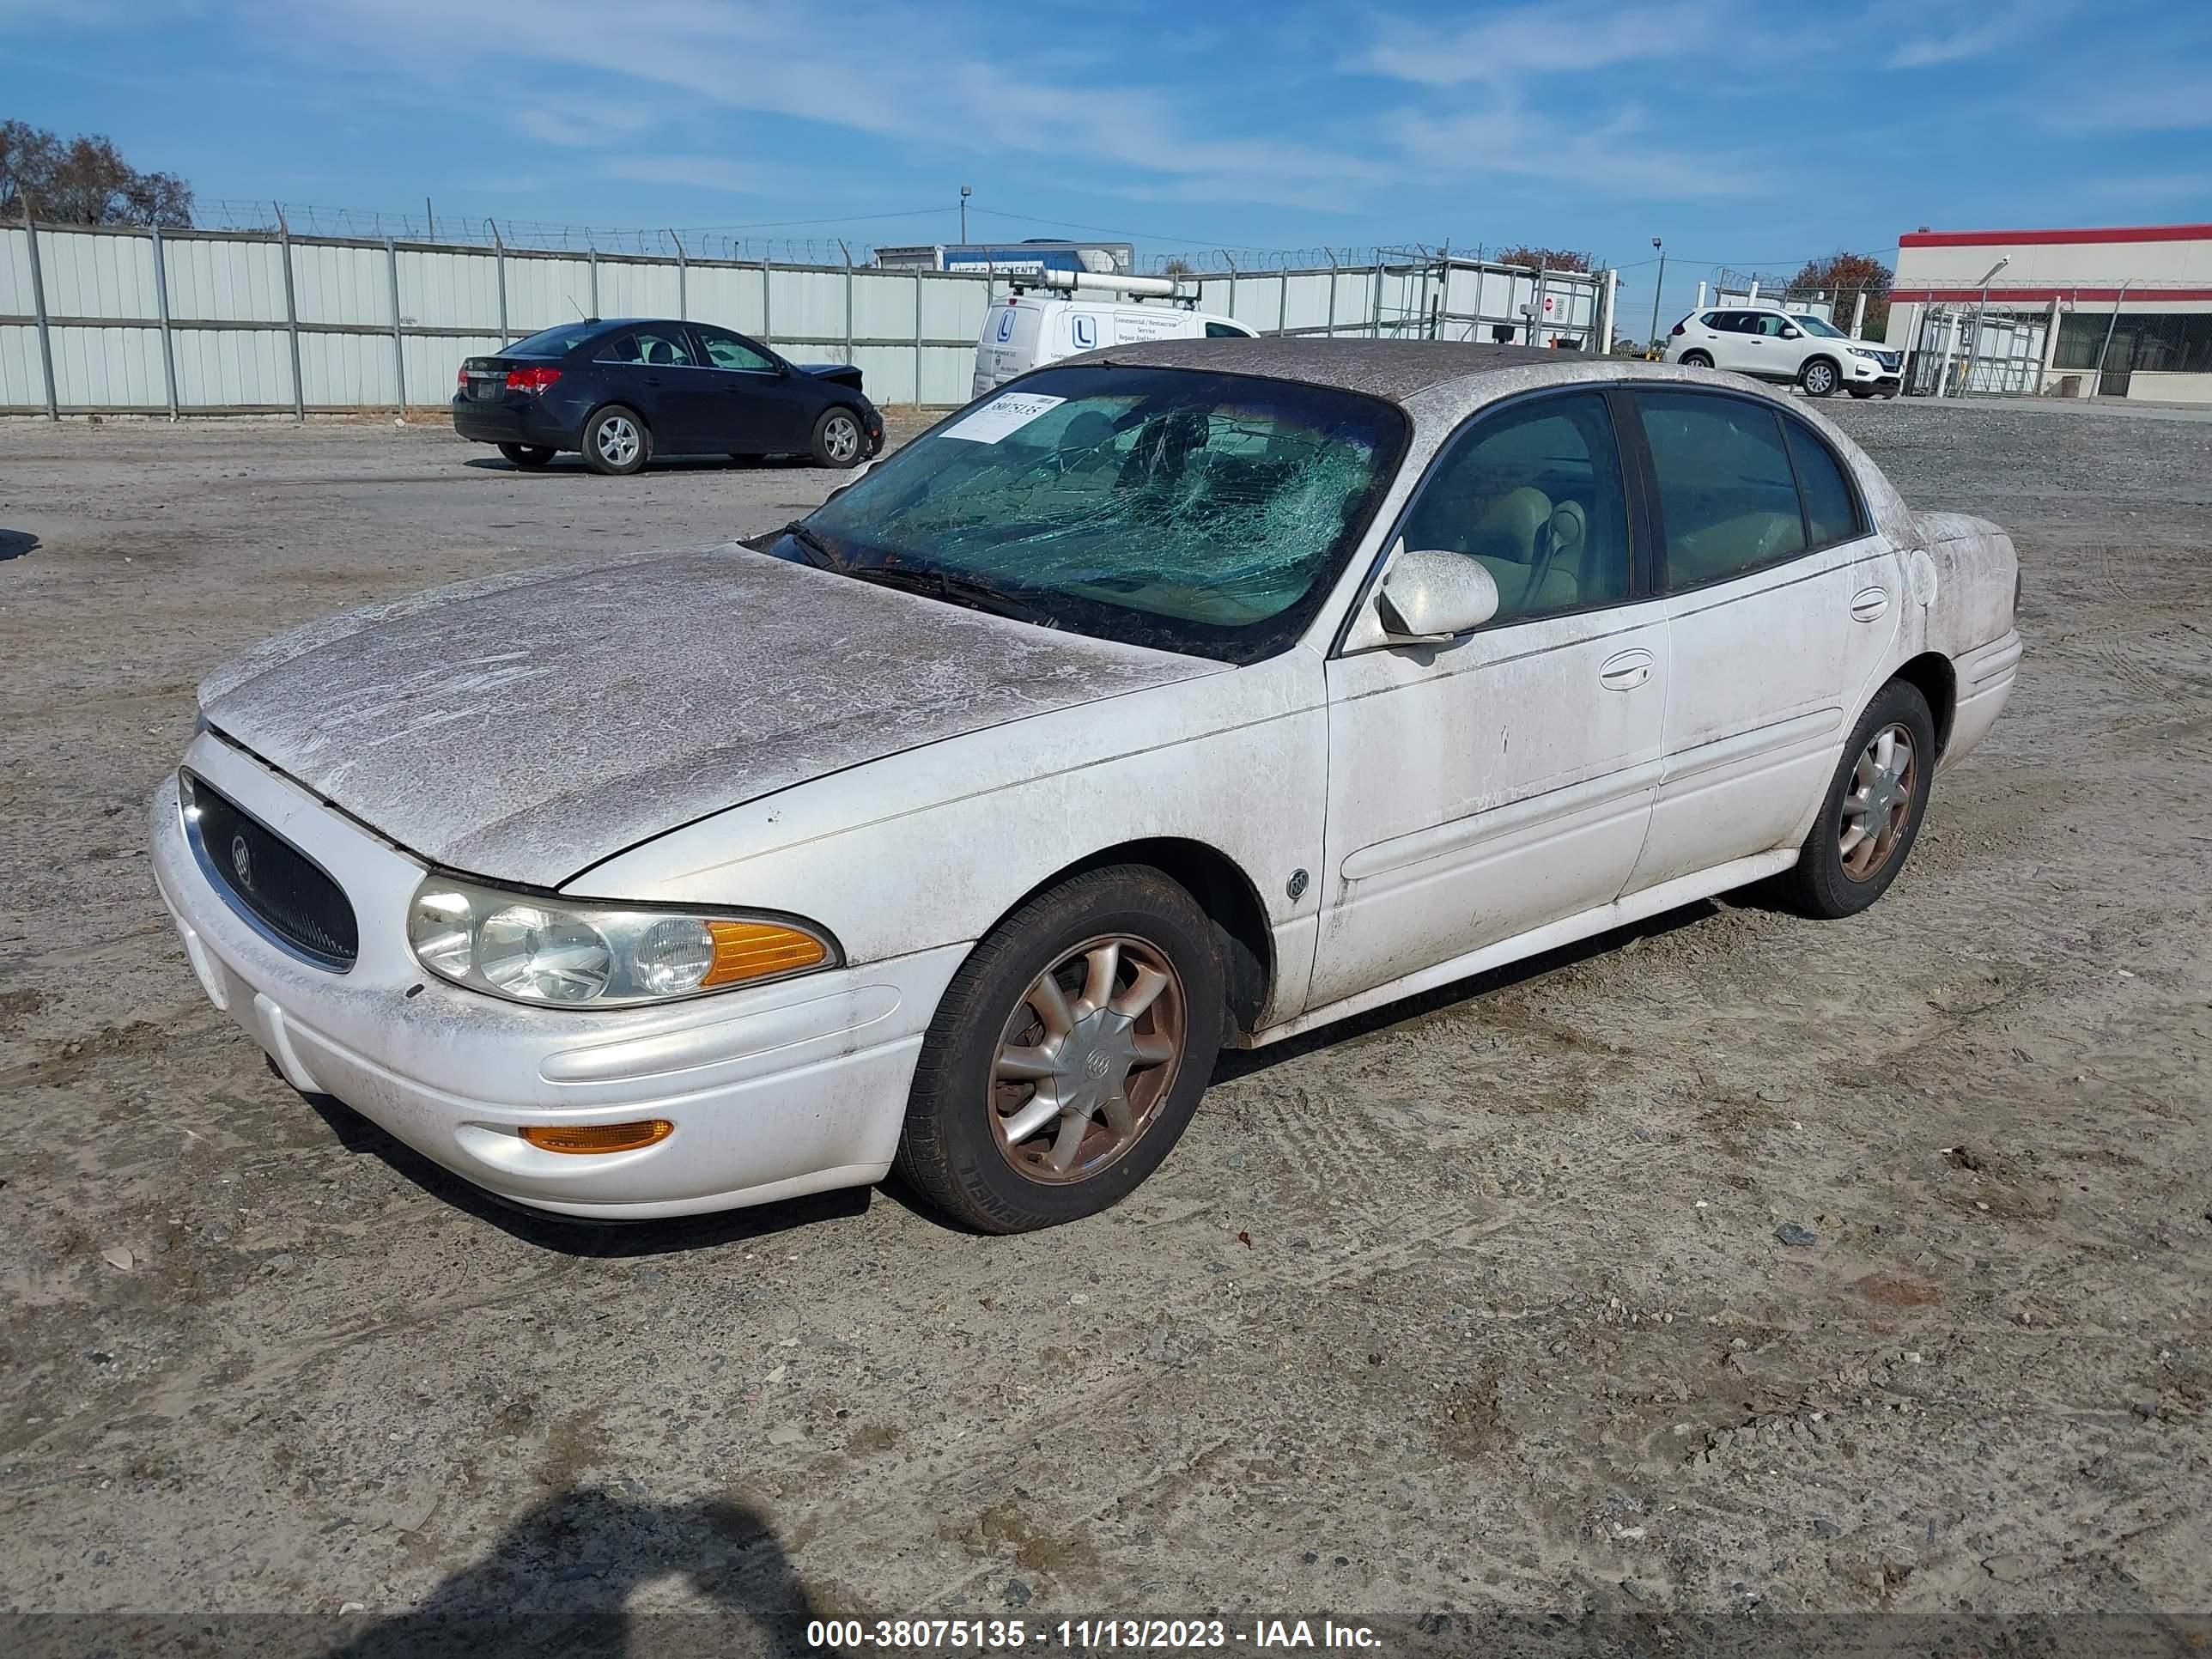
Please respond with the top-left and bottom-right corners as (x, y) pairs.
(1887, 222), (2212, 402)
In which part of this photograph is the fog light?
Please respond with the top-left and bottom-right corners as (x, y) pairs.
(519, 1119), (674, 1154)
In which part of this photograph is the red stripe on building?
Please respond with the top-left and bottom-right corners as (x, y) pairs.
(1899, 224), (2212, 248)
(1890, 287), (2212, 303)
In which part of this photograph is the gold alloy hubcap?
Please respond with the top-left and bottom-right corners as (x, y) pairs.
(1839, 721), (1918, 881)
(989, 935), (1185, 1184)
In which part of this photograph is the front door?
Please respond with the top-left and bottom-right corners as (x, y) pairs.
(692, 325), (817, 453)
(1623, 388), (1905, 893)
(1311, 390), (1668, 1009)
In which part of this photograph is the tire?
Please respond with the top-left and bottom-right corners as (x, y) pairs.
(810, 406), (865, 469)
(1784, 679), (1936, 920)
(581, 405), (649, 476)
(1800, 357), (1841, 398)
(895, 865), (1226, 1233)
(497, 442), (556, 469)
(1679, 350), (1714, 369)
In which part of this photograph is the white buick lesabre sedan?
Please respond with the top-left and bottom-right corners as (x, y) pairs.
(152, 341), (2021, 1232)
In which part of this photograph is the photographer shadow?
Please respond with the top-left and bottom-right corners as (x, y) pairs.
(325, 1486), (820, 1659)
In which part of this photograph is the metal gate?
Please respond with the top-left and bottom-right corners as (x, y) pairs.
(1905, 305), (2048, 397)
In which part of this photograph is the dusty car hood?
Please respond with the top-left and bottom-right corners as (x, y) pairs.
(198, 544), (1216, 888)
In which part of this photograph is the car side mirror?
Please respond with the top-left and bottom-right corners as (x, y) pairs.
(1779, 325), (1801, 339)
(823, 459), (876, 501)
(1356, 546), (1498, 647)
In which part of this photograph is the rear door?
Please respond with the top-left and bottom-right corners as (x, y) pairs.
(1621, 388), (1904, 893)
(975, 299), (1042, 395)
(691, 324), (815, 453)
(594, 325), (707, 448)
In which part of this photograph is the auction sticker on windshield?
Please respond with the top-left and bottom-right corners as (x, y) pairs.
(942, 392), (1065, 444)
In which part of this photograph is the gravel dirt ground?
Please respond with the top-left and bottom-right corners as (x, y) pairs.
(1, 398), (2208, 1656)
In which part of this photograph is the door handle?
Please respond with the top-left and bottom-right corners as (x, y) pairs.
(1850, 586), (1891, 623)
(1598, 648), (1654, 690)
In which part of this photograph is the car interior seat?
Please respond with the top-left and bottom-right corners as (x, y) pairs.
(645, 338), (678, 366)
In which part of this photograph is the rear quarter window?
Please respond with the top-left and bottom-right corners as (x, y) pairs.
(1783, 421), (1865, 548)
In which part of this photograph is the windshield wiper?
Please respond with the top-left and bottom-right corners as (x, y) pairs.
(779, 520), (842, 569)
(845, 564), (1052, 626)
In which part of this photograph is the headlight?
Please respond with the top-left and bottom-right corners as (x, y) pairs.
(1849, 346), (1879, 361)
(404, 874), (836, 1007)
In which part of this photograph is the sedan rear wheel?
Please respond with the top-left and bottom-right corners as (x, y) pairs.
(895, 866), (1224, 1232)
(582, 406), (649, 476)
(497, 442), (556, 470)
(1785, 679), (1936, 918)
(811, 407), (864, 469)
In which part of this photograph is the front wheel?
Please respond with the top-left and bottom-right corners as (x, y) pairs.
(895, 866), (1225, 1232)
(497, 442), (556, 469)
(811, 407), (865, 469)
(581, 406), (649, 476)
(1801, 357), (1840, 398)
(1784, 679), (1936, 919)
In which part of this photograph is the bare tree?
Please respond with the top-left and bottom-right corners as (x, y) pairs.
(0, 120), (193, 227)
(1160, 256), (1194, 277)
(1493, 246), (1594, 273)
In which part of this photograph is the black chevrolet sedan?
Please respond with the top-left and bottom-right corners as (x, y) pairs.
(453, 318), (884, 475)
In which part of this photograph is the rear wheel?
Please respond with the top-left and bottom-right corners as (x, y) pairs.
(582, 406), (649, 476)
(1679, 350), (1714, 369)
(497, 442), (556, 469)
(1784, 679), (1936, 919)
(1801, 357), (1840, 398)
(895, 866), (1225, 1232)
(811, 407), (864, 469)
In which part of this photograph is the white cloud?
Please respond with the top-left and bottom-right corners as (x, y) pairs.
(271, 0), (1384, 211)
(1361, 0), (1725, 88)
(1382, 100), (1780, 201)
(1883, 0), (2074, 68)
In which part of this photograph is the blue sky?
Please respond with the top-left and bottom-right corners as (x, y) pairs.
(4, 0), (2208, 331)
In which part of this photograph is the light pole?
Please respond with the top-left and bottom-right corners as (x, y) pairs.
(959, 184), (971, 246)
(1646, 237), (1665, 357)
(1968, 254), (2008, 394)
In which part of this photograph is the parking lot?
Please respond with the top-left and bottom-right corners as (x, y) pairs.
(2, 398), (2209, 1649)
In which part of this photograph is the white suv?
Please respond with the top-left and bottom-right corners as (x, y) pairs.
(1665, 306), (1901, 398)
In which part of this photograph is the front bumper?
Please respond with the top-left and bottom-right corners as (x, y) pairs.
(150, 734), (964, 1219)
(1843, 354), (1901, 386)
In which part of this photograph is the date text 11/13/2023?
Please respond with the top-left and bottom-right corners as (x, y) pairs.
(805, 1617), (1383, 1650)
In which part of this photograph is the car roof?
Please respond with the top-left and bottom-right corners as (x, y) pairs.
(1057, 337), (1575, 406)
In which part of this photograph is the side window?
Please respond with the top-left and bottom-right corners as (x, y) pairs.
(1698, 312), (1724, 329)
(1637, 391), (1808, 589)
(1754, 314), (1789, 337)
(1204, 320), (1250, 338)
(1398, 392), (1632, 627)
(1783, 420), (1864, 548)
(595, 332), (643, 364)
(697, 327), (776, 372)
(628, 328), (693, 368)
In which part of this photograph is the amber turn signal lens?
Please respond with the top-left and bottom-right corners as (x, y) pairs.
(699, 920), (829, 988)
(519, 1119), (674, 1155)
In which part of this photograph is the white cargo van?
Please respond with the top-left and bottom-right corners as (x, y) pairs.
(972, 272), (1256, 398)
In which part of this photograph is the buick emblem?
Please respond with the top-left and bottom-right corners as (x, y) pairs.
(230, 833), (253, 890)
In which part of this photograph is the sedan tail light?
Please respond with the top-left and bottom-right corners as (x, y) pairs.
(455, 366), (468, 387)
(505, 366), (563, 394)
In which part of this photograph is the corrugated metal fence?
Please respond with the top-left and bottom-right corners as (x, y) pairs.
(1, 220), (1611, 415)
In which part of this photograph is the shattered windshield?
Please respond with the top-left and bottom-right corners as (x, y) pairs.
(790, 363), (1407, 663)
